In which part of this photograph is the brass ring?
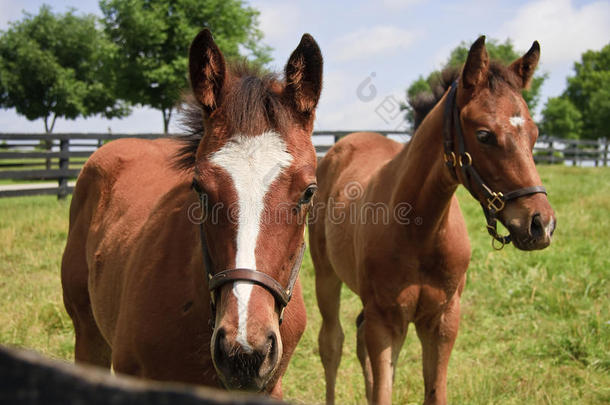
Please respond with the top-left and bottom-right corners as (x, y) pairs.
(443, 151), (457, 167)
(459, 152), (472, 167)
(491, 237), (506, 250)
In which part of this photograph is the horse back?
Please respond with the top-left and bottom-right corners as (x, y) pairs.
(317, 132), (402, 193)
(62, 138), (193, 344)
(311, 132), (403, 292)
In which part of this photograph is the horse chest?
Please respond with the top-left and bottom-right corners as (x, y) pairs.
(361, 250), (465, 320)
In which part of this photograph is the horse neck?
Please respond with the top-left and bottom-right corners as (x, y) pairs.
(387, 93), (459, 234)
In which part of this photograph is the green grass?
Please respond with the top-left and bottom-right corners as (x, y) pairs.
(0, 196), (74, 360)
(1, 166), (608, 404)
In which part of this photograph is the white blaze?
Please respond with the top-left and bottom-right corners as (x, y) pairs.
(209, 131), (293, 350)
(509, 115), (525, 128)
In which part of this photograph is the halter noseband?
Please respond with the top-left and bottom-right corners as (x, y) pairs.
(195, 189), (305, 329)
(442, 81), (547, 250)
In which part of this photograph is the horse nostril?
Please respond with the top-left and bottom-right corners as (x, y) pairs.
(214, 327), (228, 361)
(258, 331), (279, 379)
(266, 332), (278, 363)
(530, 213), (544, 239)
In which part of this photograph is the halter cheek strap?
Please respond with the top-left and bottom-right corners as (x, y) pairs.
(195, 189), (305, 329)
(442, 81), (547, 249)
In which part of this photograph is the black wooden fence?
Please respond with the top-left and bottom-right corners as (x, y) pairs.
(1, 345), (282, 405)
(0, 132), (608, 199)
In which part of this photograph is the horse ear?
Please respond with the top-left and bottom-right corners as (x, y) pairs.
(189, 29), (226, 113)
(509, 41), (540, 89)
(461, 36), (489, 90)
(284, 34), (323, 116)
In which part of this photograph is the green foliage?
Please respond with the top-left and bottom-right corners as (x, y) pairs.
(1, 166), (608, 403)
(564, 43), (610, 140)
(406, 76), (430, 99)
(99, 0), (272, 133)
(0, 6), (129, 133)
(540, 97), (583, 139)
(402, 38), (547, 128)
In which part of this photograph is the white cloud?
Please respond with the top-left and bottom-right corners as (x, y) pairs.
(315, 69), (408, 131)
(498, 0), (610, 68)
(330, 25), (417, 62)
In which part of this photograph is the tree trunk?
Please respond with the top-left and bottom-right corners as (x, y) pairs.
(43, 115), (57, 170)
(162, 108), (173, 134)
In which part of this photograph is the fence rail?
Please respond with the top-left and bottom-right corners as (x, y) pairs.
(0, 132), (607, 198)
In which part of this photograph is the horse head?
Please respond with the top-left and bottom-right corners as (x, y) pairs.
(183, 29), (321, 391)
(451, 36), (556, 250)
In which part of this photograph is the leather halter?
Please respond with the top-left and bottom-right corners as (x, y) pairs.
(194, 187), (305, 329)
(442, 81), (547, 249)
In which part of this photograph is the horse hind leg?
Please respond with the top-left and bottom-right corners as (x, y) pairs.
(356, 310), (373, 403)
(314, 259), (344, 405)
(61, 239), (111, 369)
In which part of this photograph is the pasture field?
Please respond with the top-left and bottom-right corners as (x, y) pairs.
(0, 165), (608, 404)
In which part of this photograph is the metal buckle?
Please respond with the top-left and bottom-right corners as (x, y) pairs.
(458, 152), (472, 167)
(487, 192), (505, 212)
(443, 151), (457, 167)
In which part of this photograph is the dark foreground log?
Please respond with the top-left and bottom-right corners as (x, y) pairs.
(0, 345), (283, 405)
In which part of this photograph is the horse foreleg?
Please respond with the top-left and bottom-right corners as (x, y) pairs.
(364, 304), (406, 405)
(415, 294), (461, 405)
(315, 270), (344, 405)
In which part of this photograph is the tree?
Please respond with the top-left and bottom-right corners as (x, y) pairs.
(540, 97), (582, 139)
(0, 6), (129, 133)
(563, 43), (610, 140)
(99, 0), (272, 133)
(402, 38), (547, 128)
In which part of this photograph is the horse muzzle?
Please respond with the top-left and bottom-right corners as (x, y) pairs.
(211, 325), (281, 392)
(507, 211), (556, 251)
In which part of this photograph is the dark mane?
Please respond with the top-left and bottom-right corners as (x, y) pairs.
(409, 61), (522, 130)
(409, 67), (459, 131)
(173, 61), (291, 171)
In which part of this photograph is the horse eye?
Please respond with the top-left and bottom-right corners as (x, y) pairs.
(476, 130), (495, 145)
(300, 184), (317, 205)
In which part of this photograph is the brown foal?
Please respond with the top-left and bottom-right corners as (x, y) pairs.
(309, 36), (555, 404)
(62, 29), (323, 398)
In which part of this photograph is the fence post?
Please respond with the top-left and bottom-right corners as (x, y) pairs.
(603, 138), (608, 167)
(58, 138), (69, 200)
(548, 139), (554, 164)
(594, 139), (599, 167)
(572, 141), (577, 167)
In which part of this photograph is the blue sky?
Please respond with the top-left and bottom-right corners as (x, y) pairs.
(0, 0), (608, 133)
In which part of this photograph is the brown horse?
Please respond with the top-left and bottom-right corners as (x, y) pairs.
(61, 29), (323, 398)
(309, 36), (556, 405)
